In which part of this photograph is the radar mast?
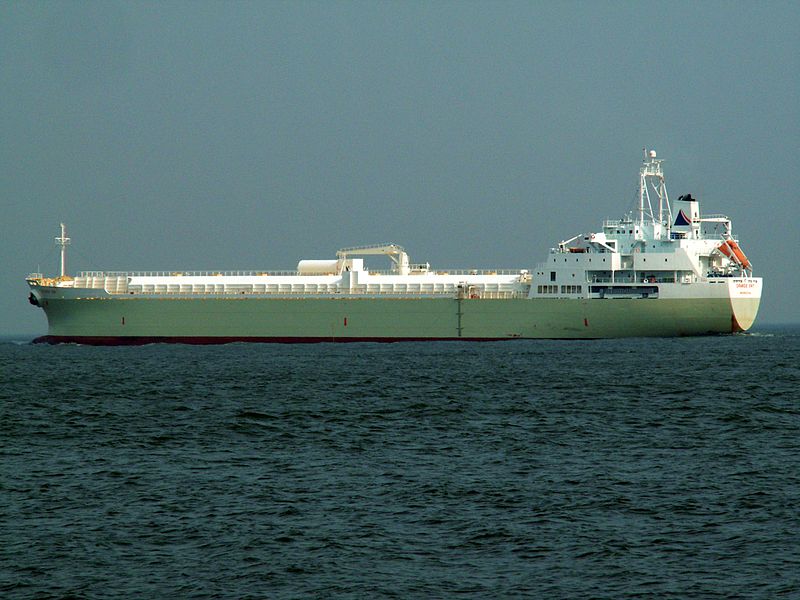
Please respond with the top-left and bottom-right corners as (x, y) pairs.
(638, 149), (671, 240)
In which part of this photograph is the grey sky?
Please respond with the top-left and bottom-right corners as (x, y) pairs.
(2, 1), (798, 334)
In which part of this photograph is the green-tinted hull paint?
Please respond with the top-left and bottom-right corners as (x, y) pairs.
(36, 295), (758, 342)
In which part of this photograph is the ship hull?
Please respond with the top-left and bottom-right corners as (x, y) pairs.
(31, 292), (760, 345)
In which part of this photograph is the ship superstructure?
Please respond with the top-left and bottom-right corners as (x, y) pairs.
(27, 151), (761, 343)
(532, 151), (755, 301)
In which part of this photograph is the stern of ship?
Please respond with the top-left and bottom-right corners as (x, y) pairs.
(728, 277), (762, 332)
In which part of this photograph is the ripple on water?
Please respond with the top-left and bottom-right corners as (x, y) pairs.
(0, 330), (799, 597)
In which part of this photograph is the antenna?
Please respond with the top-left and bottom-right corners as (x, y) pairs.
(55, 223), (71, 277)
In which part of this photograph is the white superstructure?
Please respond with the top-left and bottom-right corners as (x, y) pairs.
(530, 150), (756, 301)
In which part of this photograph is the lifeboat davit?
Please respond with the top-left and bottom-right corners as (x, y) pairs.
(717, 240), (751, 270)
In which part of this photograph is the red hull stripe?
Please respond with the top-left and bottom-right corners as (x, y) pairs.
(32, 335), (516, 346)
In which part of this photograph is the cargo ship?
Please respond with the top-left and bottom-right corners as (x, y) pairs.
(27, 151), (761, 344)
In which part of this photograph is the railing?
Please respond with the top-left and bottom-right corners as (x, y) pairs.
(118, 288), (528, 299)
(551, 247), (609, 254)
(590, 276), (676, 284)
(79, 267), (527, 278)
(79, 270), (299, 277)
(368, 268), (527, 276)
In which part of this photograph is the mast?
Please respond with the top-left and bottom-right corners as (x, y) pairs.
(638, 149), (670, 239)
(55, 223), (70, 277)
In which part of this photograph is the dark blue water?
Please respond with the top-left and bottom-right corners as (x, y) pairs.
(2, 326), (799, 599)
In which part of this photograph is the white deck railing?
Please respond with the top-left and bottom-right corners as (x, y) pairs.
(79, 270), (298, 277)
(79, 267), (527, 278)
(117, 288), (528, 299)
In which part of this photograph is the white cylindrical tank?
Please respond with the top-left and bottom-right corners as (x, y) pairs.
(297, 259), (339, 275)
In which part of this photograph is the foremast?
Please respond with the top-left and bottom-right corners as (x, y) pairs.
(55, 223), (70, 278)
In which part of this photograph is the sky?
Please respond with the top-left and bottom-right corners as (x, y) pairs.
(1, 0), (798, 335)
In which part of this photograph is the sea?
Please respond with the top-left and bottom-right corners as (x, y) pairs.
(1, 325), (798, 599)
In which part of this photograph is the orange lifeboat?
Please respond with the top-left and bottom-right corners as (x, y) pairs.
(717, 240), (751, 270)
